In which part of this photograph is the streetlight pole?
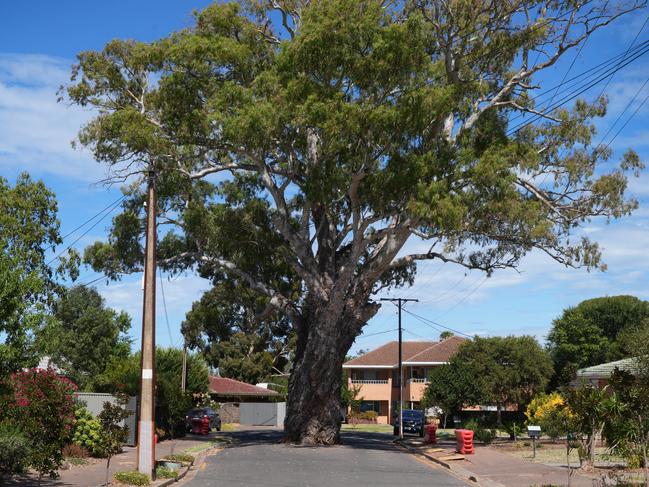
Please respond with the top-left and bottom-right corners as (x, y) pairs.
(137, 169), (157, 477)
(380, 297), (418, 440)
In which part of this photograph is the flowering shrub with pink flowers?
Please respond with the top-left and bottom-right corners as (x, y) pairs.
(2, 368), (77, 478)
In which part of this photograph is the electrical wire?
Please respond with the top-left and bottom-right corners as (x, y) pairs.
(432, 277), (489, 322)
(159, 269), (176, 348)
(595, 76), (649, 153)
(507, 39), (649, 125)
(402, 308), (472, 338)
(507, 41), (649, 136)
(47, 195), (126, 266)
(355, 328), (399, 340)
(44, 194), (127, 254)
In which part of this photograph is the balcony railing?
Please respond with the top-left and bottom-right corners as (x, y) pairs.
(350, 379), (389, 384)
(408, 378), (428, 384)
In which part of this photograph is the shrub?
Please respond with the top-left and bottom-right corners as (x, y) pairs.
(5, 368), (77, 478)
(0, 422), (30, 478)
(360, 411), (378, 421)
(113, 470), (150, 485)
(71, 407), (103, 456)
(155, 466), (178, 479)
(474, 428), (497, 444)
(62, 443), (90, 459)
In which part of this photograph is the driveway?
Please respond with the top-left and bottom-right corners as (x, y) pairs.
(186, 428), (468, 487)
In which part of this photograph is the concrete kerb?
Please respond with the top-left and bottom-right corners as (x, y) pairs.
(395, 440), (506, 487)
(93, 442), (226, 487)
(155, 442), (225, 487)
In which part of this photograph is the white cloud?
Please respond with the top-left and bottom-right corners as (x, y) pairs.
(94, 273), (211, 347)
(0, 53), (105, 181)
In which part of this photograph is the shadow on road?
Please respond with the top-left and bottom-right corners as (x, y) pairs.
(221, 427), (413, 454)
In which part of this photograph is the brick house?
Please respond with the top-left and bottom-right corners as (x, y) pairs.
(342, 336), (465, 424)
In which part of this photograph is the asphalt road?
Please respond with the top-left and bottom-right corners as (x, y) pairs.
(186, 428), (468, 487)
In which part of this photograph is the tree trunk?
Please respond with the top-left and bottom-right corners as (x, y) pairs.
(496, 404), (502, 426)
(284, 300), (371, 445)
(106, 457), (111, 486)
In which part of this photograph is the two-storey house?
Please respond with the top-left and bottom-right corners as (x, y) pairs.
(343, 336), (465, 424)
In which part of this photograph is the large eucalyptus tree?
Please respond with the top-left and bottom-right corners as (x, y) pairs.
(66, 0), (644, 444)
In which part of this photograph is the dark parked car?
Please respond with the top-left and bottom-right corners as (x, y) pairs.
(185, 407), (222, 432)
(393, 409), (425, 437)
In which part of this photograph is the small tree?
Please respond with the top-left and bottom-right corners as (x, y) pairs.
(525, 392), (575, 442)
(564, 383), (618, 468)
(96, 394), (131, 486)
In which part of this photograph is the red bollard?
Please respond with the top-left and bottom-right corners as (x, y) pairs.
(201, 415), (210, 435)
(425, 424), (438, 444)
(455, 429), (475, 454)
(191, 418), (203, 435)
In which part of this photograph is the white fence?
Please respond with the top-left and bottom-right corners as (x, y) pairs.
(75, 392), (137, 446)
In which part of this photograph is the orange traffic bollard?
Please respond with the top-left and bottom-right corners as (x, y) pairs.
(455, 429), (474, 454)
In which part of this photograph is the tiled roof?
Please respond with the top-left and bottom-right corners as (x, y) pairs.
(209, 376), (279, 396)
(343, 337), (466, 368)
(576, 357), (640, 379)
(404, 336), (466, 363)
(343, 341), (436, 367)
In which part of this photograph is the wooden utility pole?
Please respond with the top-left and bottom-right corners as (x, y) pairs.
(380, 297), (418, 440)
(137, 169), (157, 477)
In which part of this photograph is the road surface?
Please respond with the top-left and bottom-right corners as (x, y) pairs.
(186, 428), (468, 487)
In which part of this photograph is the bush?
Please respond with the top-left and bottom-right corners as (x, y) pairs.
(155, 466), (178, 479)
(113, 470), (150, 485)
(474, 428), (497, 444)
(0, 422), (30, 478)
(5, 368), (77, 478)
(525, 393), (573, 441)
(71, 407), (103, 456)
(62, 443), (90, 459)
(360, 411), (378, 421)
(463, 418), (497, 444)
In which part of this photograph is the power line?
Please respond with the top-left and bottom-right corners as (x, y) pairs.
(47, 195), (126, 266)
(77, 273), (109, 287)
(507, 41), (649, 136)
(594, 13), (649, 104)
(45, 194), (127, 253)
(402, 308), (472, 339)
(597, 88), (649, 152)
(594, 74), (649, 153)
(433, 277), (489, 322)
(159, 269), (176, 348)
(508, 39), (649, 128)
(356, 328), (399, 339)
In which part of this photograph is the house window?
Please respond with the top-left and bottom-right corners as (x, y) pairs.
(360, 401), (380, 413)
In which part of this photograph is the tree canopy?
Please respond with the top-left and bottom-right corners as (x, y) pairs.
(182, 280), (293, 385)
(39, 285), (131, 390)
(65, 0), (643, 444)
(547, 295), (649, 386)
(0, 174), (77, 375)
(425, 335), (553, 422)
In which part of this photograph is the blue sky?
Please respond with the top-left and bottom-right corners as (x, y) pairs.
(1, 2), (649, 356)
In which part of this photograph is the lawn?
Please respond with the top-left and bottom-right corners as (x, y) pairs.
(496, 442), (625, 466)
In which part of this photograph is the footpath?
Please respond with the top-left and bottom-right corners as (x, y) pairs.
(402, 438), (602, 487)
(5, 433), (227, 487)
